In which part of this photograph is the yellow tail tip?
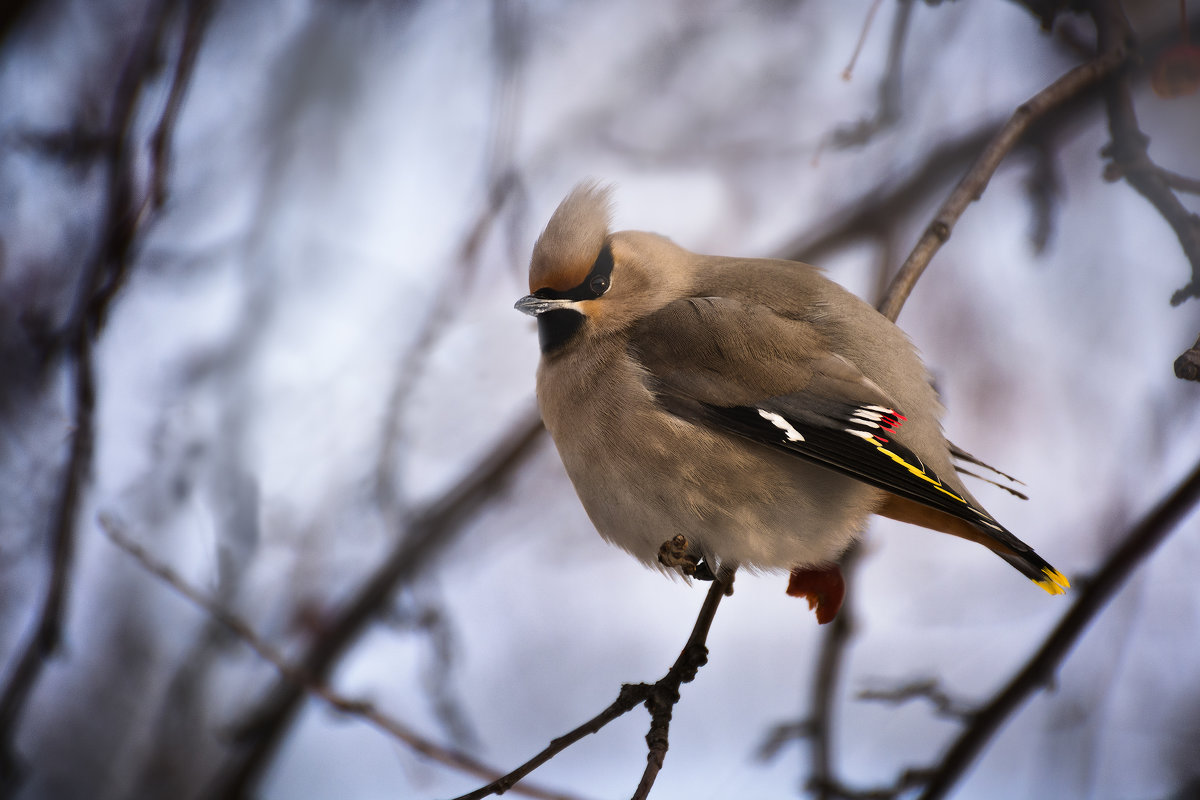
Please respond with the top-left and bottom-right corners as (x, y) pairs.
(1035, 567), (1070, 595)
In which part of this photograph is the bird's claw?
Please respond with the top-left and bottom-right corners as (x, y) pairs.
(657, 534), (715, 580)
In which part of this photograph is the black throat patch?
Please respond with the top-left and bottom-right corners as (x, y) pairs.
(538, 308), (585, 354)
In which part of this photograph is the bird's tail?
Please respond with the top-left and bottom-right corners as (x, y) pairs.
(876, 494), (1069, 595)
(993, 546), (1070, 595)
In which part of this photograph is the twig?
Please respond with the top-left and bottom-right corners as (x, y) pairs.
(858, 678), (973, 722)
(451, 570), (735, 800)
(808, 768), (932, 800)
(755, 720), (815, 761)
(784, 11), (1191, 270)
(204, 409), (547, 799)
(147, 0), (218, 210)
(877, 40), (1129, 321)
(832, 0), (913, 148)
(1091, 0), (1200, 306)
(631, 567), (732, 800)
(1174, 333), (1200, 381)
(805, 543), (862, 800)
(97, 515), (586, 800)
(1158, 166), (1200, 196)
(916, 457), (1200, 800)
(1023, 132), (1063, 254)
(841, 0), (885, 81)
(783, 121), (1000, 264)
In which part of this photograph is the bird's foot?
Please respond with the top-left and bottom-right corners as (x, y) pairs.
(657, 535), (716, 580)
(786, 565), (845, 625)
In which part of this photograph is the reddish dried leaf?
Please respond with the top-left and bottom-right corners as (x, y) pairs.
(1152, 44), (1200, 98)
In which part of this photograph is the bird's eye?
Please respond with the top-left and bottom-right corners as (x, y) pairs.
(589, 274), (610, 296)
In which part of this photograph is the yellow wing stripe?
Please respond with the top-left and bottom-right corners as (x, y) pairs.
(869, 440), (967, 505)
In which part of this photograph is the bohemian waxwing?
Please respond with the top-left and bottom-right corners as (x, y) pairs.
(515, 182), (1068, 623)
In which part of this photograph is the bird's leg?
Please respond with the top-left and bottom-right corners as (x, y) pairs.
(786, 564), (845, 625)
(656, 534), (714, 580)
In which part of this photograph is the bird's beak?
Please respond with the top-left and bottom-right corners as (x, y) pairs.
(515, 294), (574, 317)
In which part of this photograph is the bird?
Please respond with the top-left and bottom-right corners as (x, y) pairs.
(515, 182), (1068, 623)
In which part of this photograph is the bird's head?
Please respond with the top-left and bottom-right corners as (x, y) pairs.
(517, 182), (687, 355)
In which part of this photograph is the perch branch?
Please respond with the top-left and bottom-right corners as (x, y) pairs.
(452, 570), (735, 800)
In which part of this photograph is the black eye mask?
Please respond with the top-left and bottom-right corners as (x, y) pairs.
(533, 241), (614, 302)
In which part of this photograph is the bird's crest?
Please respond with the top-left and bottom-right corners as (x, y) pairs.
(529, 181), (613, 293)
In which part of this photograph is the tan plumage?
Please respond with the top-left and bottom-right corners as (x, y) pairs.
(517, 182), (1067, 620)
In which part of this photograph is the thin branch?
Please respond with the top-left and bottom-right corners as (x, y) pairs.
(755, 720), (815, 762)
(805, 543), (862, 800)
(877, 40), (1130, 322)
(1023, 132), (1063, 254)
(64, 0), (172, 344)
(782, 13), (1191, 270)
(808, 767), (932, 800)
(147, 0), (218, 211)
(97, 515), (586, 800)
(631, 567), (733, 800)
(832, 0), (914, 148)
(204, 409), (548, 799)
(1091, 0), (1200, 306)
(841, 0), (885, 82)
(452, 570), (735, 800)
(1157, 166), (1200, 196)
(916, 456), (1200, 800)
(453, 687), (646, 800)
(858, 678), (973, 722)
(0, 340), (97, 799)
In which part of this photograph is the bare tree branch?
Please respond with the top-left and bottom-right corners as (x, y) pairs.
(1091, 0), (1200, 306)
(203, 408), (547, 799)
(452, 569), (735, 800)
(916, 456), (1200, 800)
(877, 39), (1130, 322)
(97, 514), (587, 800)
(631, 567), (733, 800)
(0, 1), (198, 791)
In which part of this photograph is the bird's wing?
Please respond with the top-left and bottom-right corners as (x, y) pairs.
(628, 296), (1011, 540)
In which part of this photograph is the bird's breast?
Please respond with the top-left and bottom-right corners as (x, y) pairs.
(535, 343), (881, 571)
